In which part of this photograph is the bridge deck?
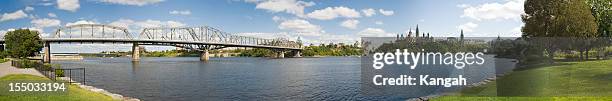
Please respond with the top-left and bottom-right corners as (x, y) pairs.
(0, 38), (301, 50)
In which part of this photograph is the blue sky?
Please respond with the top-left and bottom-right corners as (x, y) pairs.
(0, 0), (524, 52)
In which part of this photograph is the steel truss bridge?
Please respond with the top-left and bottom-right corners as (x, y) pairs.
(2, 24), (303, 62)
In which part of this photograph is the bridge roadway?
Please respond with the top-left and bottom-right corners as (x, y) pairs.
(0, 24), (303, 63)
(42, 38), (302, 50)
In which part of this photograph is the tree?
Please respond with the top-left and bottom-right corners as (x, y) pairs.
(522, 0), (598, 61)
(590, 0), (612, 37)
(4, 29), (43, 58)
(589, 0), (612, 59)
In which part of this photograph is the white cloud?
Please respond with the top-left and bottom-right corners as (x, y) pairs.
(457, 4), (470, 8)
(361, 8), (376, 17)
(135, 20), (164, 28)
(169, 10), (191, 15)
(166, 21), (186, 27)
(509, 24), (523, 36)
(0, 10), (28, 22)
(358, 28), (394, 37)
(340, 19), (359, 29)
(99, 0), (164, 6)
(57, 0), (80, 12)
(457, 22), (478, 32)
(375, 21), (383, 25)
(272, 16), (284, 22)
(25, 6), (35, 11)
(65, 20), (97, 26)
(248, 0), (315, 17)
(278, 19), (322, 36)
(31, 18), (61, 28)
(307, 6), (361, 20)
(108, 19), (187, 33)
(41, 3), (54, 6)
(108, 19), (134, 28)
(48, 13), (57, 18)
(379, 9), (394, 16)
(236, 32), (292, 40)
(461, 0), (524, 21)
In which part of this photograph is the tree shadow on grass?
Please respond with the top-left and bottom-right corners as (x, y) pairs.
(513, 62), (576, 71)
(592, 73), (612, 81)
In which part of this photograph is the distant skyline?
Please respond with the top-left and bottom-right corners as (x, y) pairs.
(0, 0), (524, 52)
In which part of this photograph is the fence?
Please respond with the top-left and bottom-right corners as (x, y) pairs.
(11, 60), (86, 84)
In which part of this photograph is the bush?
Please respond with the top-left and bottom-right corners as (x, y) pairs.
(0, 58), (9, 63)
(55, 68), (64, 77)
(563, 53), (580, 60)
(18, 59), (37, 68)
(43, 64), (63, 77)
(0, 51), (7, 59)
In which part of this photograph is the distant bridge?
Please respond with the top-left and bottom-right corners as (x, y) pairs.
(0, 24), (303, 63)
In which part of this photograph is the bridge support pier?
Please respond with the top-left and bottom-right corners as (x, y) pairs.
(276, 51), (285, 58)
(200, 50), (209, 61)
(43, 42), (50, 63)
(132, 43), (140, 62)
(293, 51), (301, 57)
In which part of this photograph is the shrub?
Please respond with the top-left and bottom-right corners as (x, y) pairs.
(43, 64), (64, 77)
(0, 58), (9, 63)
(18, 59), (36, 68)
(563, 53), (580, 60)
(0, 51), (7, 59)
(55, 68), (64, 77)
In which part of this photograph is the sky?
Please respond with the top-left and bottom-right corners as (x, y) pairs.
(0, 0), (524, 53)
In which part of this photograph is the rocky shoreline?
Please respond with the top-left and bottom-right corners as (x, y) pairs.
(59, 77), (140, 101)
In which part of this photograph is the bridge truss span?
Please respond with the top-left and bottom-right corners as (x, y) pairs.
(54, 24), (133, 39)
(140, 26), (302, 50)
(39, 24), (303, 62)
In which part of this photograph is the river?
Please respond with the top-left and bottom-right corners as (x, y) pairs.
(53, 56), (516, 101)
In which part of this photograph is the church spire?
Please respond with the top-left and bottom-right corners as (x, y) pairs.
(415, 24), (420, 37)
(407, 27), (412, 38)
(460, 29), (464, 41)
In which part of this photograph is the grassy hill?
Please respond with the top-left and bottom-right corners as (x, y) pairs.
(433, 60), (612, 101)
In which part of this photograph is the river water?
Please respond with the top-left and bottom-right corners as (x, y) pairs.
(53, 56), (515, 101)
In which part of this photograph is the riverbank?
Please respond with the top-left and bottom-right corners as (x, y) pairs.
(0, 61), (136, 101)
(0, 74), (117, 101)
(431, 60), (612, 100)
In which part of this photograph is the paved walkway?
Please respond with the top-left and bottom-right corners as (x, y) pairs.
(0, 61), (44, 78)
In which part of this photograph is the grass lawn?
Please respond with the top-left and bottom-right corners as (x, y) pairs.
(433, 60), (612, 101)
(0, 74), (117, 101)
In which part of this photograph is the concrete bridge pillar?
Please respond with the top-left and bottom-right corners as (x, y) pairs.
(132, 43), (140, 62)
(43, 42), (51, 63)
(293, 51), (302, 57)
(200, 50), (209, 61)
(276, 51), (285, 58)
